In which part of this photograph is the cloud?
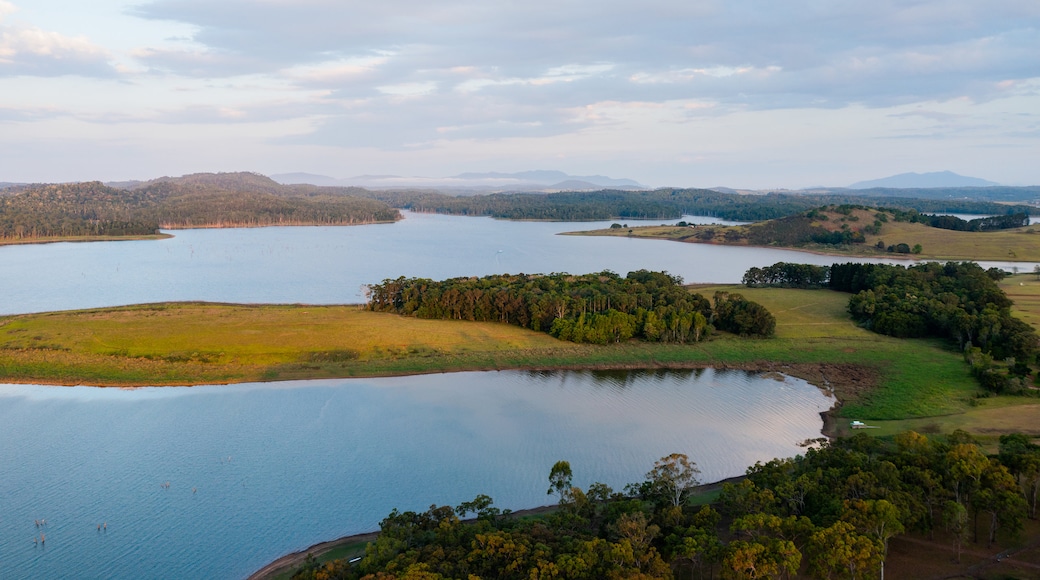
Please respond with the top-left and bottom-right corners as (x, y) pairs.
(124, 1), (1040, 148)
(0, 2), (117, 77)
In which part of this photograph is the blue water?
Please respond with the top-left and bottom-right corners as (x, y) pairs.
(0, 211), (941, 316)
(0, 370), (833, 579)
(0, 212), (986, 578)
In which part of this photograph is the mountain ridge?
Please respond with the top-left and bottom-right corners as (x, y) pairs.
(849, 171), (999, 189)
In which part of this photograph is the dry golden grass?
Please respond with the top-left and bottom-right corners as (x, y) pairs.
(864, 221), (1040, 261)
(1, 303), (562, 360)
(0, 303), (568, 385)
(1001, 273), (1040, 329)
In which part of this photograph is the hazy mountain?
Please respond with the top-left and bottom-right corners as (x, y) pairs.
(453, 171), (643, 188)
(547, 180), (618, 191)
(849, 171), (999, 189)
(268, 172), (342, 186)
(269, 170), (644, 191)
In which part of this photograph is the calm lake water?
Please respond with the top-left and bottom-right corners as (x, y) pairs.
(0, 212), (1021, 578)
(0, 211), (963, 316)
(0, 369), (833, 579)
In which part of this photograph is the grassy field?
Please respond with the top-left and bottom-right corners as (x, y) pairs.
(0, 289), (1004, 424)
(1002, 272), (1040, 328)
(572, 217), (1040, 262)
(864, 220), (1040, 261)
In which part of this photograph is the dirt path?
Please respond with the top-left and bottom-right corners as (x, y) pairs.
(896, 534), (1040, 579)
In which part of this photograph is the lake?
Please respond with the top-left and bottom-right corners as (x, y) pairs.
(0, 369), (833, 579)
(0, 212), (1018, 578)
(0, 211), (949, 316)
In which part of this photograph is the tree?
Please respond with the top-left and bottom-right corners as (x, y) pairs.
(548, 460), (574, 504)
(841, 499), (903, 580)
(941, 500), (969, 563)
(723, 538), (801, 580)
(807, 520), (882, 580)
(645, 453), (701, 508)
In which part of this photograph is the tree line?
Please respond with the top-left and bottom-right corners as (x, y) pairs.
(356, 188), (1037, 223)
(366, 270), (776, 343)
(0, 173), (400, 241)
(290, 430), (1039, 580)
(889, 209), (1030, 232)
(745, 261), (1040, 393)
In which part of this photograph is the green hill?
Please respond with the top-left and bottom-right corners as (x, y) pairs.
(0, 173), (400, 243)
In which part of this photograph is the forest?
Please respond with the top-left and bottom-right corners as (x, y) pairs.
(0, 173), (399, 240)
(356, 188), (1038, 222)
(745, 261), (1040, 393)
(3, 173), (1037, 242)
(365, 270), (776, 344)
(290, 430), (1039, 580)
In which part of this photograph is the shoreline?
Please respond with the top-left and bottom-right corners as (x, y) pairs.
(0, 233), (173, 246)
(0, 218), (402, 247)
(565, 227), (1040, 262)
(0, 360), (865, 394)
(246, 477), (747, 580)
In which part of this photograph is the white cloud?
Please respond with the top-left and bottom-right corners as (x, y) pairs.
(0, 1), (17, 20)
(1, 0), (1038, 186)
(0, 1), (115, 77)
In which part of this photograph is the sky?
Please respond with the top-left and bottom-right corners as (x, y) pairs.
(0, 0), (1038, 189)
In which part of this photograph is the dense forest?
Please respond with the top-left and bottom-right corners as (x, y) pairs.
(0, 173), (400, 240)
(744, 261), (1040, 393)
(355, 188), (1038, 222)
(366, 270), (776, 343)
(0, 181), (161, 238)
(291, 430), (1039, 580)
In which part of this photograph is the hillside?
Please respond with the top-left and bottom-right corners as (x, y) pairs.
(0, 173), (400, 243)
(573, 205), (1040, 261)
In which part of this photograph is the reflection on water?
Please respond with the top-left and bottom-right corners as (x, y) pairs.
(0, 369), (833, 580)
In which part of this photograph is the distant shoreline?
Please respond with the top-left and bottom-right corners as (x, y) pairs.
(0, 233), (173, 246)
(0, 219), (403, 247)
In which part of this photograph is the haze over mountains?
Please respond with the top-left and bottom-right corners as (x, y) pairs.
(848, 171), (1000, 189)
(269, 170), (645, 192)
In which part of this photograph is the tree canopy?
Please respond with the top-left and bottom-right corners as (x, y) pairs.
(0, 173), (400, 241)
(366, 270), (776, 344)
(290, 431), (1038, 580)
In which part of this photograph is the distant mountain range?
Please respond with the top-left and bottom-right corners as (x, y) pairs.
(269, 171), (645, 192)
(849, 171), (1000, 189)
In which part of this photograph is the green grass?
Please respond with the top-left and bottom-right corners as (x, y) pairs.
(0, 287), (1026, 425)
